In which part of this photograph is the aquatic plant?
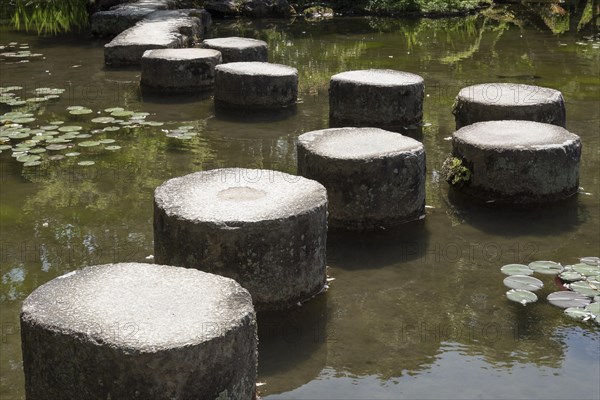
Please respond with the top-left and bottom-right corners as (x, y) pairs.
(10, 0), (92, 35)
(501, 257), (600, 325)
(441, 155), (472, 186)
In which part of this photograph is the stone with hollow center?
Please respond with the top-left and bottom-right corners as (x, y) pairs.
(452, 83), (566, 128)
(329, 69), (424, 131)
(141, 48), (222, 93)
(20, 262), (257, 400)
(450, 120), (581, 203)
(202, 36), (268, 63)
(215, 62), (298, 109)
(297, 127), (426, 230)
(153, 168), (328, 310)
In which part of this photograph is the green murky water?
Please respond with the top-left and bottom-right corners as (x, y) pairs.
(1, 12), (599, 400)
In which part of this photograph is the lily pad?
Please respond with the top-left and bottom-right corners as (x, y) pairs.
(78, 141), (100, 147)
(506, 289), (538, 305)
(559, 271), (583, 282)
(91, 117), (115, 124)
(75, 134), (92, 139)
(581, 257), (600, 266)
(110, 110), (133, 117)
(46, 144), (68, 151)
(585, 302), (599, 316)
(503, 275), (544, 291)
(12, 117), (36, 123)
(49, 120), (64, 125)
(28, 147), (46, 154)
(69, 108), (93, 115)
(104, 107), (124, 113)
(104, 145), (121, 151)
(528, 261), (563, 275)
(500, 264), (533, 276)
(65, 152), (80, 157)
(77, 160), (95, 166)
(58, 126), (82, 132)
(547, 291), (592, 308)
(103, 126), (120, 132)
(571, 263), (600, 277)
(568, 281), (600, 297)
(66, 105), (84, 111)
(564, 307), (594, 321)
(48, 155), (65, 161)
(16, 155), (40, 163)
(99, 139), (116, 144)
(23, 160), (41, 167)
(41, 125), (59, 131)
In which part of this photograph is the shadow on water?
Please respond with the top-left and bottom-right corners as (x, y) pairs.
(327, 219), (429, 269)
(214, 103), (298, 123)
(444, 187), (585, 236)
(140, 89), (213, 104)
(257, 294), (328, 394)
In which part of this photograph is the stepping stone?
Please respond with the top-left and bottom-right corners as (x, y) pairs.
(453, 83), (566, 128)
(329, 69), (425, 131)
(447, 120), (581, 203)
(297, 127), (426, 230)
(215, 62), (298, 109)
(20, 262), (257, 399)
(104, 9), (211, 66)
(201, 36), (268, 63)
(154, 168), (328, 310)
(141, 48), (222, 92)
(91, 0), (179, 37)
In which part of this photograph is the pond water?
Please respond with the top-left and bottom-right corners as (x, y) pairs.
(1, 12), (599, 400)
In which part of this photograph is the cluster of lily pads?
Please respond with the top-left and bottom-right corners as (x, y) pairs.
(0, 42), (43, 63)
(0, 86), (64, 108)
(0, 103), (205, 167)
(501, 257), (600, 324)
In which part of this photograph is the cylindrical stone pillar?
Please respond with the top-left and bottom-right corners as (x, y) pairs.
(154, 168), (328, 310)
(297, 127), (426, 230)
(140, 48), (222, 93)
(447, 120), (581, 203)
(20, 262), (257, 400)
(215, 62), (298, 109)
(329, 69), (425, 130)
(201, 36), (268, 63)
(452, 83), (566, 128)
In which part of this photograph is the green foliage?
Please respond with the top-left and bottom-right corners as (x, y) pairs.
(11, 0), (92, 35)
(295, 0), (490, 15)
(442, 156), (472, 186)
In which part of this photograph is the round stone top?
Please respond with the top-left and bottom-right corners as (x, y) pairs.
(453, 120), (580, 150)
(203, 36), (267, 50)
(21, 263), (254, 352)
(298, 127), (423, 160)
(457, 83), (563, 106)
(155, 168), (326, 223)
(215, 62), (297, 77)
(143, 48), (222, 61)
(330, 69), (424, 87)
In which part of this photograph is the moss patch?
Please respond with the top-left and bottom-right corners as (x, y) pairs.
(442, 155), (472, 186)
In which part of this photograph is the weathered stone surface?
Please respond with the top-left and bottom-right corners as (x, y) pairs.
(201, 36), (268, 63)
(91, 0), (178, 37)
(141, 48), (222, 92)
(329, 69), (425, 131)
(104, 9), (211, 66)
(450, 120), (581, 203)
(21, 262), (257, 400)
(215, 62), (298, 109)
(297, 127), (426, 230)
(453, 83), (566, 129)
(204, 0), (240, 16)
(154, 168), (328, 311)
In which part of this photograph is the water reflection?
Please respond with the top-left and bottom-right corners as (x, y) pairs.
(257, 295), (328, 395)
(444, 189), (586, 236)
